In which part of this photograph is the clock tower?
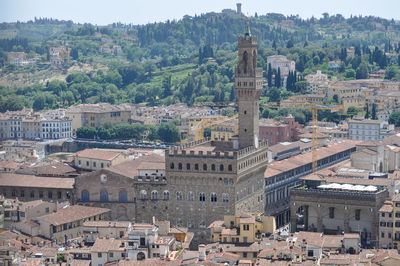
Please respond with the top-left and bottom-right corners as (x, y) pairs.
(235, 18), (263, 149)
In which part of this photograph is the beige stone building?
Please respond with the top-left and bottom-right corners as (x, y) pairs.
(280, 94), (325, 109)
(0, 173), (75, 203)
(65, 103), (132, 134)
(208, 213), (275, 244)
(73, 148), (130, 171)
(378, 200), (393, 249)
(35, 205), (110, 244)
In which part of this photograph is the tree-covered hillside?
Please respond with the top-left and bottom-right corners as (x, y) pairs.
(1, 11), (400, 113)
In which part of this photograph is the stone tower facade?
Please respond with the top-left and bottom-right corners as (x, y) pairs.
(235, 26), (263, 149)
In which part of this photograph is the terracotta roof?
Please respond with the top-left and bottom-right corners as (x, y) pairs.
(207, 220), (224, 229)
(210, 251), (240, 262)
(392, 193), (400, 202)
(0, 173), (74, 189)
(379, 202), (393, 213)
(83, 221), (131, 228)
(75, 148), (123, 161)
(91, 237), (125, 252)
(37, 205), (110, 226)
(343, 233), (360, 239)
(16, 162), (76, 176)
(70, 260), (91, 266)
(265, 140), (358, 179)
(323, 235), (343, 249)
(107, 153), (165, 178)
(0, 160), (22, 170)
(295, 231), (324, 247)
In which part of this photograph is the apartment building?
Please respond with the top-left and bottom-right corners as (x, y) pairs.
(0, 109), (72, 140)
(0, 173), (75, 203)
(73, 148), (131, 171)
(393, 194), (400, 250)
(259, 116), (301, 146)
(65, 103), (132, 134)
(305, 70), (329, 94)
(211, 119), (238, 141)
(348, 119), (395, 141)
(34, 205), (110, 244)
(208, 213), (275, 244)
(378, 201), (393, 249)
(280, 94), (325, 109)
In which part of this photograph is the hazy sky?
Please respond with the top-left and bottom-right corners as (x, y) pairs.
(1, 0), (400, 25)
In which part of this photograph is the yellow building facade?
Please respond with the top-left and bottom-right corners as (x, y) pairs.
(393, 195), (400, 250)
(210, 119), (238, 141)
(208, 214), (276, 244)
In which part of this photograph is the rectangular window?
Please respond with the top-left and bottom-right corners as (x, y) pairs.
(381, 232), (385, 238)
(48, 191), (53, 199)
(329, 207), (335, 219)
(110, 252), (113, 258)
(39, 191), (43, 198)
(243, 252), (247, 257)
(355, 209), (361, 221)
(98, 253), (102, 258)
(58, 192), (62, 199)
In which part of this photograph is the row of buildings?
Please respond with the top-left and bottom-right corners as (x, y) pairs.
(0, 109), (72, 140)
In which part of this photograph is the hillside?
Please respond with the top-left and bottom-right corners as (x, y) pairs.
(0, 12), (400, 113)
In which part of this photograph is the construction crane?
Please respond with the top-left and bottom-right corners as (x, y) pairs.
(309, 105), (344, 172)
(184, 115), (238, 143)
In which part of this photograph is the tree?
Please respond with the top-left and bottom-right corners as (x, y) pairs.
(272, 40), (277, 50)
(345, 69), (356, 79)
(333, 94), (339, 104)
(294, 80), (309, 94)
(389, 111), (400, 126)
(365, 104), (370, 119)
(275, 68), (281, 88)
(33, 95), (46, 111)
(267, 87), (281, 103)
(385, 65), (398, 80)
(347, 106), (359, 117)
(77, 126), (97, 139)
(162, 74), (172, 97)
(157, 122), (180, 143)
(371, 103), (377, 120)
(356, 63), (368, 79)
(286, 40), (294, 49)
(267, 63), (273, 87)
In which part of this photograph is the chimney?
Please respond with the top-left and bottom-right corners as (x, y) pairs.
(152, 216), (156, 225)
(198, 244), (206, 261)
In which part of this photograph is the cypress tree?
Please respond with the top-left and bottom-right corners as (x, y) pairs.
(371, 103), (377, 120)
(267, 63), (273, 87)
(275, 68), (281, 88)
(365, 104), (369, 119)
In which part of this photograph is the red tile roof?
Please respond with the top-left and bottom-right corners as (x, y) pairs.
(0, 173), (74, 189)
(75, 148), (123, 161)
(37, 205), (110, 226)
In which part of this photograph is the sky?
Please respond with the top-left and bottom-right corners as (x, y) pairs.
(1, 0), (400, 25)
